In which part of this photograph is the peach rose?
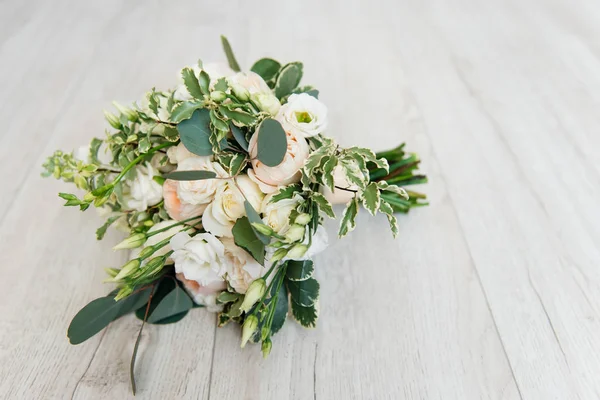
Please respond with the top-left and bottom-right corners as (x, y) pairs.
(247, 130), (310, 193)
(163, 180), (207, 221)
(176, 273), (226, 311)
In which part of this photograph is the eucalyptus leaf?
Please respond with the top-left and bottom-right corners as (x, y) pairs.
(220, 35), (241, 72)
(256, 119), (287, 167)
(163, 170), (217, 181)
(232, 216), (265, 265)
(230, 123), (249, 151)
(244, 200), (270, 244)
(286, 277), (319, 307)
(177, 109), (213, 156)
(250, 58), (281, 81)
(147, 286), (193, 323)
(67, 296), (121, 345)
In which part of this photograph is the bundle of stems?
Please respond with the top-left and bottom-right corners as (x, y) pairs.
(371, 143), (428, 213)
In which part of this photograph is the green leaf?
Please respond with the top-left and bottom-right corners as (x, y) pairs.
(275, 62), (303, 99)
(271, 184), (300, 202)
(219, 105), (257, 126)
(243, 200), (270, 244)
(271, 283), (289, 334)
(291, 300), (318, 328)
(250, 58), (281, 81)
(322, 156), (337, 191)
(96, 215), (120, 240)
(232, 216), (265, 265)
(286, 260), (314, 281)
(338, 196), (359, 237)
(341, 158), (367, 190)
(177, 109), (213, 156)
(214, 78), (228, 92)
(362, 182), (380, 216)
(198, 70), (210, 95)
(220, 35), (241, 72)
(114, 287), (153, 319)
(147, 286), (193, 323)
(181, 68), (204, 99)
(256, 119), (287, 167)
(311, 192), (335, 219)
(379, 200), (399, 238)
(148, 90), (160, 116)
(163, 170), (217, 181)
(170, 101), (204, 123)
(217, 291), (240, 304)
(209, 109), (229, 132)
(67, 296), (121, 345)
(286, 277), (319, 307)
(134, 279), (191, 325)
(230, 123), (248, 151)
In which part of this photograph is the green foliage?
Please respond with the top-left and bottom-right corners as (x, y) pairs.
(286, 260), (314, 281)
(163, 170), (217, 181)
(244, 200), (270, 244)
(286, 277), (319, 307)
(339, 196), (359, 237)
(256, 119), (287, 167)
(181, 67), (204, 99)
(147, 285), (193, 323)
(170, 101), (204, 123)
(230, 123), (249, 151)
(291, 300), (318, 328)
(220, 35), (241, 72)
(362, 182), (380, 216)
(270, 282), (289, 334)
(251, 58), (281, 81)
(232, 216), (265, 265)
(177, 109), (213, 156)
(310, 192), (335, 219)
(275, 62), (303, 99)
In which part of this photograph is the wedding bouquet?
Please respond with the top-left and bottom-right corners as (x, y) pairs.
(43, 36), (427, 393)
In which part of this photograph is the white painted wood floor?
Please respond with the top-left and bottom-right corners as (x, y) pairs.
(1, 0), (599, 399)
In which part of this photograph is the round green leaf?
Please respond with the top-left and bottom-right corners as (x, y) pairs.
(67, 296), (121, 345)
(177, 109), (213, 156)
(256, 119), (287, 167)
(147, 286), (193, 323)
(275, 62), (303, 99)
(251, 58), (281, 81)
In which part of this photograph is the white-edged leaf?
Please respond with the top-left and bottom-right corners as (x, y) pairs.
(311, 192), (335, 219)
(338, 196), (359, 237)
(362, 182), (380, 216)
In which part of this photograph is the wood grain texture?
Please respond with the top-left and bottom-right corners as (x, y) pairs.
(0, 0), (598, 399)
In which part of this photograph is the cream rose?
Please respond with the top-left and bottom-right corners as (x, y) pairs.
(221, 237), (264, 294)
(177, 273), (226, 312)
(276, 93), (328, 138)
(174, 62), (235, 101)
(320, 165), (359, 205)
(163, 180), (207, 221)
(166, 143), (194, 164)
(170, 232), (227, 286)
(126, 163), (163, 212)
(261, 192), (304, 235)
(202, 175), (264, 237)
(176, 156), (227, 205)
(247, 130), (310, 193)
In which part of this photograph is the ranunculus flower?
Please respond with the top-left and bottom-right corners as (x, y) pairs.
(261, 192), (304, 235)
(176, 273), (226, 312)
(247, 130), (310, 193)
(163, 180), (207, 221)
(126, 162), (163, 212)
(221, 237), (264, 294)
(320, 165), (359, 205)
(176, 156), (227, 205)
(174, 62), (235, 101)
(202, 175), (264, 237)
(276, 93), (328, 138)
(170, 232), (227, 287)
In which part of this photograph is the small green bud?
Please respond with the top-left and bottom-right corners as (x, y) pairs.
(112, 101), (138, 121)
(270, 248), (288, 263)
(210, 90), (227, 102)
(240, 279), (267, 313)
(114, 259), (141, 281)
(139, 246), (156, 259)
(230, 83), (250, 101)
(295, 213), (311, 226)
(83, 192), (95, 202)
(113, 233), (146, 250)
(104, 267), (120, 278)
(114, 286), (134, 301)
(261, 326), (270, 341)
(284, 225), (306, 243)
(251, 222), (275, 236)
(241, 315), (259, 348)
(104, 110), (121, 129)
(143, 220), (155, 227)
(286, 244), (308, 260)
(145, 256), (166, 276)
(261, 338), (273, 358)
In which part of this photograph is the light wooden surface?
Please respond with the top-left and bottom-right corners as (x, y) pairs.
(1, 0), (599, 399)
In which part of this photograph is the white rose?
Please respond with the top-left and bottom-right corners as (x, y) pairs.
(176, 156), (228, 205)
(202, 175), (264, 237)
(163, 180), (207, 221)
(221, 237), (264, 294)
(261, 192), (304, 235)
(247, 130), (310, 193)
(126, 162), (163, 212)
(320, 165), (359, 205)
(276, 93), (328, 138)
(177, 273), (226, 312)
(174, 62), (235, 101)
(143, 220), (187, 260)
(170, 232), (227, 287)
(166, 143), (194, 164)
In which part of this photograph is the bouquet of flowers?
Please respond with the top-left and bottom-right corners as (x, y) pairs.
(43, 36), (427, 393)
